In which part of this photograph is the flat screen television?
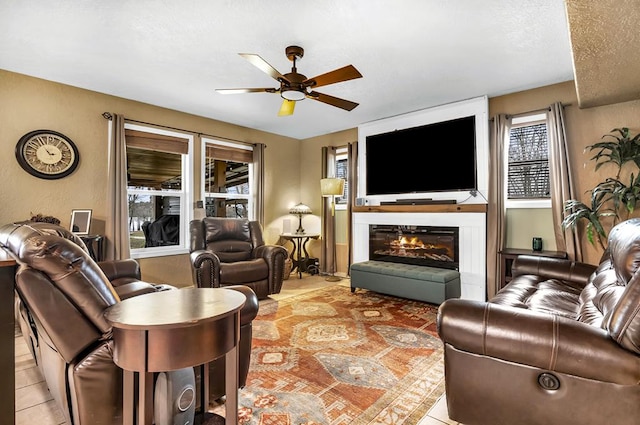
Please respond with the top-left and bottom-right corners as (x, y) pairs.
(365, 115), (477, 196)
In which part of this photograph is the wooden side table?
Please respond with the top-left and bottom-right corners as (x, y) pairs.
(0, 249), (17, 425)
(104, 288), (246, 425)
(499, 248), (567, 290)
(280, 233), (320, 278)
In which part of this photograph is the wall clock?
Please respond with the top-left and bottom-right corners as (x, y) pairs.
(15, 130), (80, 179)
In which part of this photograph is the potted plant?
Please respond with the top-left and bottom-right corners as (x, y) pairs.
(562, 127), (640, 249)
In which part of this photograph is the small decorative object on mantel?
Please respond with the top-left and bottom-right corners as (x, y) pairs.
(15, 130), (80, 180)
(289, 203), (312, 234)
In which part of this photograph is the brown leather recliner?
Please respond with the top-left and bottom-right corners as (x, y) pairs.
(437, 218), (640, 425)
(189, 217), (288, 299)
(0, 221), (258, 425)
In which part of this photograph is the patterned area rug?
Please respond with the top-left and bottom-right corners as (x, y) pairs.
(213, 284), (445, 425)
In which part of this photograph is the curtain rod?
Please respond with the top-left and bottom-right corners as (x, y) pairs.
(101, 112), (257, 147)
(488, 102), (573, 121)
(507, 102), (573, 120)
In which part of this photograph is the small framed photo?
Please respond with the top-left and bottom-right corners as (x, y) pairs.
(70, 209), (92, 235)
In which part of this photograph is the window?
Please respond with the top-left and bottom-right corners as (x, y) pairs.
(125, 125), (193, 257)
(335, 146), (348, 207)
(201, 138), (253, 219)
(506, 113), (550, 208)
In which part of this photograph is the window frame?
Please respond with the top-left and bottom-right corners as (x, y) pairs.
(505, 113), (551, 209)
(125, 123), (194, 259)
(334, 146), (348, 211)
(200, 137), (254, 220)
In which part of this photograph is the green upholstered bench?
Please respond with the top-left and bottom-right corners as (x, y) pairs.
(350, 260), (461, 304)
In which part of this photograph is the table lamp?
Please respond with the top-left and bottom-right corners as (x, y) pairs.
(289, 203), (312, 234)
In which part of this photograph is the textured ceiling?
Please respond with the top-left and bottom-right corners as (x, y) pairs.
(1, 1), (579, 139)
(566, 0), (640, 108)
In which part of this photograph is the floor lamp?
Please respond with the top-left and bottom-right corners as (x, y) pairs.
(321, 178), (345, 282)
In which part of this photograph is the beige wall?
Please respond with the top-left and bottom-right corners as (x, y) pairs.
(489, 80), (640, 264)
(305, 80), (640, 268)
(506, 208), (556, 251)
(0, 70), (300, 286)
(298, 129), (357, 273)
(4, 70), (640, 281)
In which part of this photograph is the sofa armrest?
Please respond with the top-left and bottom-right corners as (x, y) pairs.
(190, 250), (222, 288)
(437, 299), (640, 385)
(511, 255), (597, 286)
(222, 285), (259, 324)
(253, 244), (288, 294)
(98, 259), (141, 284)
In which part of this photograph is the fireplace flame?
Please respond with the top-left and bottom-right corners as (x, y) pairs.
(370, 226), (458, 267)
(392, 236), (426, 249)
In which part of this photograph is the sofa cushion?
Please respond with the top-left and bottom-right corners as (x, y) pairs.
(491, 274), (583, 319)
(206, 240), (253, 262)
(220, 258), (268, 284)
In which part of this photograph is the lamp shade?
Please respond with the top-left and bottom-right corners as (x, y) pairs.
(289, 203), (312, 234)
(320, 178), (345, 197)
(289, 203), (312, 215)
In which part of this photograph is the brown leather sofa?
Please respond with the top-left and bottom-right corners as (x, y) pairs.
(437, 218), (640, 425)
(0, 221), (258, 425)
(189, 217), (288, 299)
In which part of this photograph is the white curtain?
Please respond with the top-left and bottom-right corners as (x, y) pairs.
(486, 114), (511, 298)
(105, 113), (131, 260)
(547, 103), (582, 261)
(252, 143), (265, 225)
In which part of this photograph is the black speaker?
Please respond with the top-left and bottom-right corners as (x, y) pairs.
(154, 367), (196, 425)
(303, 257), (320, 275)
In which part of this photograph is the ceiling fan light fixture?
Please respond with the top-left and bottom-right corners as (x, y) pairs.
(281, 89), (305, 101)
(218, 45), (362, 115)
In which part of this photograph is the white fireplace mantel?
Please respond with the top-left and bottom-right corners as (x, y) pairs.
(353, 209), (486, 301)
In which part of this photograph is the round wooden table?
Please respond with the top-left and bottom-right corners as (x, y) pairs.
(104, 288), (246, 425)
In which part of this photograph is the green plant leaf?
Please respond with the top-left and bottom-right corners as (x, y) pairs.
(564, 127), (640, 250)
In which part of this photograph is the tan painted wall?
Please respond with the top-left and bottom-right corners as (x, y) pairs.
(0, 70), (300, 287)
(4, 71), (639, 280)
(303, 80), (640, 268)
(506, 208), (556, 251)
(489, 80), (640, 265)
(298, 129), (358, 273)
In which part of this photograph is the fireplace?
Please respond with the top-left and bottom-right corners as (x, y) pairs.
(353, 210), (486, 301)
(369, 224), (459, 270)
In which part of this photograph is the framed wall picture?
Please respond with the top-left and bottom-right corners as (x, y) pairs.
(70, 209), (92, 235)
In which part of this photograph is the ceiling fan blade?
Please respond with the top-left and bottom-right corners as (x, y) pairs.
(304, 65), (362, 89)
(307, 91), (359, 111)
(215, 88), (277, 94)
(278, 99), (296, 116)
(239, 53), (288, 82)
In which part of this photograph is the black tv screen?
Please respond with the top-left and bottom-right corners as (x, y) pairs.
(365, 116), (477, 196)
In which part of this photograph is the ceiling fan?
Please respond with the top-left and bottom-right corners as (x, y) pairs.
(216, 45), (363, 116)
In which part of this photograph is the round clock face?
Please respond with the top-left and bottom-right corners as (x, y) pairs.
(15, 130), (80, 179)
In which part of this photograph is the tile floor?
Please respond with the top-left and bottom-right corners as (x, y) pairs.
(14, 274), (460, 425)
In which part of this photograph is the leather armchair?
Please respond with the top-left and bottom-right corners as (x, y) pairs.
(0, 221), (259, 425)
(199, 284), (258, 403)
(437, 218), (640, 425)
(189, 217), (288, 299)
